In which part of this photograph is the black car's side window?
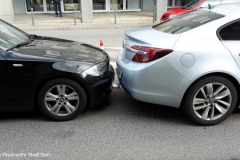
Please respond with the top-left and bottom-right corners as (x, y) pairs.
(219, 20), (240, 41)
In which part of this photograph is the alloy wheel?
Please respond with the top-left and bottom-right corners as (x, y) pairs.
(44, 84), (79, 116)
(192, 83), (232, 121)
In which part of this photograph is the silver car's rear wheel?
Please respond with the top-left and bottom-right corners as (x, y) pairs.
(183, 76), (237, 126)
(193, 83), (232, 121)
(38, 79), (87, 121)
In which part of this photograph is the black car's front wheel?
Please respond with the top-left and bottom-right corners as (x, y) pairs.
(183, 76), (237, 126)
(38, 79), (87, 121)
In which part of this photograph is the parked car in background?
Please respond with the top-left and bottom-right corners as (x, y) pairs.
(161, 0), (236, 21)
(117, 3), (240, 125)
(0, 19), (114, 121)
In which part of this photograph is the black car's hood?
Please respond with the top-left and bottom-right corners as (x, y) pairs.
(17, 36), (108, 63)
(6, 36), (109, 73)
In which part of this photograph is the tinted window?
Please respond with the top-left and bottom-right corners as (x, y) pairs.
(153, 10), (224, 34)
(219, 20), (240, 40)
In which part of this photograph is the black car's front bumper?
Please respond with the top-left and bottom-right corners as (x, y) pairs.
(83, 65), (115, 107)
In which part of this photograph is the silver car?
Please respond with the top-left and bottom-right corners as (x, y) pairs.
(116, 3), (240, 125)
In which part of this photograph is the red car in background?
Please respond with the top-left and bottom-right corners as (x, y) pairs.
(160, 0), (230, 21)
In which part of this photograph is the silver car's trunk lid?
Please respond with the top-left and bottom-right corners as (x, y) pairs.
(122, 27), (181, 62)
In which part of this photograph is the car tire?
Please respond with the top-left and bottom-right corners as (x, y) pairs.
(183, 76), (237, 126)
(38, 78), (87, 121)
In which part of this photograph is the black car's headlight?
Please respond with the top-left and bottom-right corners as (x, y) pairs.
(81, 62), (107, 77)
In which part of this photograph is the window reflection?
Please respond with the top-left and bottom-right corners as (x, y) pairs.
(26, 0), (44, 12)
(93, 0), (106, 10)
(175, 0), (183, 6)
(126, 0), (141, 10)
(64, 0), (81, 11)
(168, 0), (173, 6)
(46, 0), (54, 11)
(110, 0), (122, 10)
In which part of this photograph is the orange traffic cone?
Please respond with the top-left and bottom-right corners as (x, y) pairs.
(100, 40), (104, 50)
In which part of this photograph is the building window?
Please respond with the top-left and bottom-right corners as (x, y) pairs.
(168, 0), (190, 8)
(168, 0), (173, 6)
(126, 0), (141, 10)
(175, 0), (182, 6)
(109, 0), (122, 10)
(46, 0), (54, 11)
(93, 0), (106, 10)
(64, 0), (81, 11)
(26, 0), (44, 12)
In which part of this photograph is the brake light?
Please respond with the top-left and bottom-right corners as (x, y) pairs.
(131, 45), (173, 63)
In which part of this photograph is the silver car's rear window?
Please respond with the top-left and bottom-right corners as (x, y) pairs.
(153, 10), (224, 34)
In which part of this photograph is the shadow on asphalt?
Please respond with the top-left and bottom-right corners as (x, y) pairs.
(0, 111), (44, 121)
(89, 88), (195, 126)
(91, 88), (240, 126)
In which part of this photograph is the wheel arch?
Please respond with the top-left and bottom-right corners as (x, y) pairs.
(33, 76), (91, 109)
(180, 72), (240, 109)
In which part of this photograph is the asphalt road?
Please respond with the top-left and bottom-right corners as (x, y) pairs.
(0, 29), (240, 160)
(0, 89), (240, 160)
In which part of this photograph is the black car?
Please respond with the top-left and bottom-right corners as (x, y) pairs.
(0, 19), (114, 121)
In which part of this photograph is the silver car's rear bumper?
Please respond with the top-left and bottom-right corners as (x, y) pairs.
(116, 49), (191, 108)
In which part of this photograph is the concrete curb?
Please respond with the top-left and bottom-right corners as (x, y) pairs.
(14, 22), (158, 30)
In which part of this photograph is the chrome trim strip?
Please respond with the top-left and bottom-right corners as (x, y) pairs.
(13, 64), (23, 67)
(125, 45), (147, 55)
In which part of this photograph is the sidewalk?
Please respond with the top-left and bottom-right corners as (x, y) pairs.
(0, 11), (159, 30)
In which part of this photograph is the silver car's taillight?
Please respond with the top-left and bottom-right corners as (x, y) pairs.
(131, 45), (173, 63)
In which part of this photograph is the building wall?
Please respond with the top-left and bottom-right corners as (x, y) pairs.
(12, 0), (26, 14)
(156, 0), (168, 20)
(0, 0), (14, 16)
(81, 0), (93, 23)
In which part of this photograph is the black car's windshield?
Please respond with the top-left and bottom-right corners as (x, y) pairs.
(182, 0), (202, 10)
(0, 19), (30, 51)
